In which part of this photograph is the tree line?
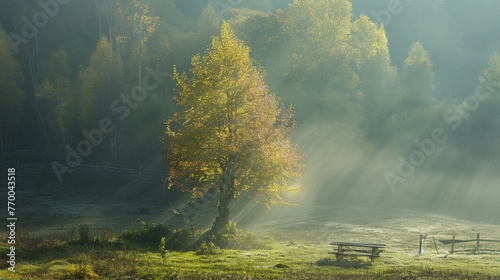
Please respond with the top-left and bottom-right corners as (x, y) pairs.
(1, 0), (499, 174)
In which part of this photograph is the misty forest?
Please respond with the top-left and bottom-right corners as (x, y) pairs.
(1, 0), (500, 279)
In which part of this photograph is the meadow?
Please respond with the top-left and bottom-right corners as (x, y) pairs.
(2, 204), (500, 279)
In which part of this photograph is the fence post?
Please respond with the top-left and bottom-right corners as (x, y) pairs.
(432, 236), (439, 254)
(451, 235), (455, 255)
(476, 233), (480, 253)
(419, 235), (423, 255)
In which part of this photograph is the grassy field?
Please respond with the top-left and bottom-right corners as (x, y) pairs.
(1, 205), (500, 279)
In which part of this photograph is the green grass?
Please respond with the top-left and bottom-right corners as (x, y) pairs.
(2, 206), (500, 279)
(3, 240), (499, 279)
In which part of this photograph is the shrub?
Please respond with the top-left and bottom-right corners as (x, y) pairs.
(63, 255), (99, 280)
(214, 221), (273, 250)
(196, 240), (220, 255)
(166, 229), (196, 251)
(120, 220), (199, 250)
(78, 224), (90, 244)
(63, 264), (99, 280)
(120, 219), (171, 246)
(158, 237), (169, 259)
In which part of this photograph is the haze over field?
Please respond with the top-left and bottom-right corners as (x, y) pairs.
(0, 0), (499, 224)
(2, 1), (500, 279)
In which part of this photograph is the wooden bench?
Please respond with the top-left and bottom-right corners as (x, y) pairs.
(329, 242), (386, 263)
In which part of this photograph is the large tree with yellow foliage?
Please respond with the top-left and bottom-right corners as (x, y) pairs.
(164, 22), (303, 235)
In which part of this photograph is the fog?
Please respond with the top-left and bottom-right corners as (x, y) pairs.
(0, 0), (499, 224)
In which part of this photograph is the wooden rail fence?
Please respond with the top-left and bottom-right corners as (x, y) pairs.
(439, 233), (500, 254)
(0, 158), (165, 187)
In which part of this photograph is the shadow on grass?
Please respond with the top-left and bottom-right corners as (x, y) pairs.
(315, 258), (372, 269)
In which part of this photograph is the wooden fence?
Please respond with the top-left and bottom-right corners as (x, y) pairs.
(0, 158), (166, 187)
(439, 234), (500, 254)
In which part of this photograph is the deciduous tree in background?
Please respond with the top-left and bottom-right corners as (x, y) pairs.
(36, 47), (75, 149)
(164, 22), (303, 236)
(279, 0), (358, 119)
(353, 16), (397, 144)
(0, 27), (24, 155)
(393, 42), (438, 149)
(197, 3), (221, 43)
(280, 0), (353, 78)
(126, 0), (159, 88)
(458, 52), (500, 157)
(81, 36), (123, 157)
(399, 42), (436, 108)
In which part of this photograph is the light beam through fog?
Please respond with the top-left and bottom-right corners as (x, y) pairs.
(0, 1), (499, 278)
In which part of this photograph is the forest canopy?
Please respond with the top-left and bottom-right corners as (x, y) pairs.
(0, 0), (499, 214)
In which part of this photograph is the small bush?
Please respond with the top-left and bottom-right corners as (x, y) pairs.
(158, 237), (169, 259)
(120, 219), (170, 246)
(78, 224), (90, 244)
(98, 228), (115, 243)
(120, 220), (199, 250)
(215, 221), (273, 250)
(62, 255), (99, 280)
(167, 229), (196, 251)
(196, 240), (220, 255)
(63, 264), (99, 280)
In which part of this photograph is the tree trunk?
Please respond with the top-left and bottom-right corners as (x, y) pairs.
(210, 169), (234, 236)
(211, 187), (230, 235)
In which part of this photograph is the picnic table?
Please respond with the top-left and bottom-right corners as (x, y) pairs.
(329, 242), (386, 263)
